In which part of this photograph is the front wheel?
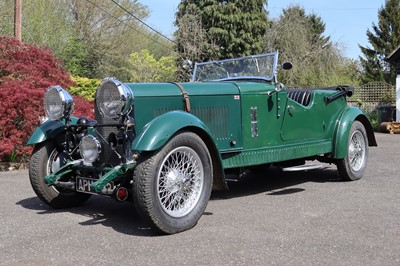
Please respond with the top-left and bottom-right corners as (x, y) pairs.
(29, 141), (91, 208)
(337, 121), (369, 181)
(133, 132), (213, 234)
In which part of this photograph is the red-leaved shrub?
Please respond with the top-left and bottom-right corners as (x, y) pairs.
(0, 36), (93, 162)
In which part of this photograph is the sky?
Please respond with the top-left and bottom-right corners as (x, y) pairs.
(139, 0), (386, 60)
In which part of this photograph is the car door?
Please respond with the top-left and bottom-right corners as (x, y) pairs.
(280, 90), (327, 141)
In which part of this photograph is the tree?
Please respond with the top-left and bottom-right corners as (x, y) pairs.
(174, 7), (213, 81)
(67, 0), (152, 80)
(0, 0), (77, 66)
(359, 0), (400, 85)
(265, 5), (358, 86)
(66, 0), (175, 80)
(175, 0), (269, 81)
(0, 0), (174, 81)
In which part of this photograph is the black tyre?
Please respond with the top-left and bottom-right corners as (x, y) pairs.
(337, 121), (369, 181)
(29, 141), (91, 208)
(133, 132), (213, 234)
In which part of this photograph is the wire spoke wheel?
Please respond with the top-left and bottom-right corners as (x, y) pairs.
(157, 147), (204, 218)
(337, 121), (369, 181)
(46, 148), (71, 194)
(133, 132), (213, 234)
(29, 141), (91, 208)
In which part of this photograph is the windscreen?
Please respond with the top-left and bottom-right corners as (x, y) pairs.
(192, 53), (277, 82)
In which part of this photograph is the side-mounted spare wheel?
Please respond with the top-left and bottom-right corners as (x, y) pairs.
(29, 141), (91, 208)
(133, 132), (213, 234)
(337, 121), (369, 181)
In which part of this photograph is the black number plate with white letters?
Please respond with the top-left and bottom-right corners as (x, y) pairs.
(76, 177), (114, 194)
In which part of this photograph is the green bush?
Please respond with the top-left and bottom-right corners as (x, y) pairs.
(366, 109), (379, 131)
(68, 76), (101, 101)
(129, 49), (176, 83)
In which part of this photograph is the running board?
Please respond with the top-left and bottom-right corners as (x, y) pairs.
(282, 164), (323, 172)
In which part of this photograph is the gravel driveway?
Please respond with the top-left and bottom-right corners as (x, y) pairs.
(0, 132), (399, 266)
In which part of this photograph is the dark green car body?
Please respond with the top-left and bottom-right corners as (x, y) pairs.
(27, 53), (377, 234)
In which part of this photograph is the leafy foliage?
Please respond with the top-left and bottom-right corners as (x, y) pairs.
(68, 76), (101, 101)
(174, 8), (213, 81)
(0, 0), (74, 56)
(359, 0), (400, 85)
(129, 50), (176, 82)
(265, 5), (360, 86)
(175, 0), (268, 81)
(0, 0), (174, 80)
(0, 36), (92, 161)
(323, 58), (361, 86)
(60, 36), (92, 77)
(64, 0), (174, 80)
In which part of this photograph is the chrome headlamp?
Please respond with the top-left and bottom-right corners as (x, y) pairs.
(96, 78), (133, 119)
(79, 135), (101, 165)
(44, 86), (74, 120)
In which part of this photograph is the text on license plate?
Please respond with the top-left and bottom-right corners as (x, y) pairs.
(76, 177), (114, 194)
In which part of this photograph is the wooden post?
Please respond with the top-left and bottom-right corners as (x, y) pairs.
(14, 0), (22, 41)
(396, 63), (400, 122)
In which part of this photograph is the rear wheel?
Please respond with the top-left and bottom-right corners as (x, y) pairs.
(133, 132), (213, 234)
(337, 121), (369, 181)
(29, 141), (91, 208)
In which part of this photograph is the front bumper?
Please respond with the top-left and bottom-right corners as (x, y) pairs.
(44, 159), (136, 194)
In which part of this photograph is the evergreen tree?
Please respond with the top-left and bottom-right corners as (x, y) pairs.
(359, 0), (400, 85)
(174, 0), (268, 80)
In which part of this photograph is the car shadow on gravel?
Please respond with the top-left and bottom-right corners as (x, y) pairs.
(211, 165), (344, 200)
(16, 166), (343, 236)
(16, 196), (156, 236)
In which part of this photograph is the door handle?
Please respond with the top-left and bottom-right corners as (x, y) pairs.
(288, 105), (295, 114)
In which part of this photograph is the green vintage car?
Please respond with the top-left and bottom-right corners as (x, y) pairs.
(27, 52), (377, 234)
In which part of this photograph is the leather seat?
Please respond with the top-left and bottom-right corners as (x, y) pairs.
(287, 90), (312, 106)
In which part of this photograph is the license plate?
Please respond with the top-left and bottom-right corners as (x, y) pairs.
(76, 177), (114, 195)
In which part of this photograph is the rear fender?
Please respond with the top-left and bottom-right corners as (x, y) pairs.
(333, 106), (377, 158)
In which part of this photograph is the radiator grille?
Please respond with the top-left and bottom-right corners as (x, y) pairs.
(95, 105), (123, 166)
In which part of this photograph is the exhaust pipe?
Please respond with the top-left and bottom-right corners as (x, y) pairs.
(54, 181), (75, 190)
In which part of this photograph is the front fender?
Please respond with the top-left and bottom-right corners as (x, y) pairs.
(333, 106), (377, 158)
(131, 111), (214, 151)
(26, 117), (78, 145)
(132, 111), (228, 191)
